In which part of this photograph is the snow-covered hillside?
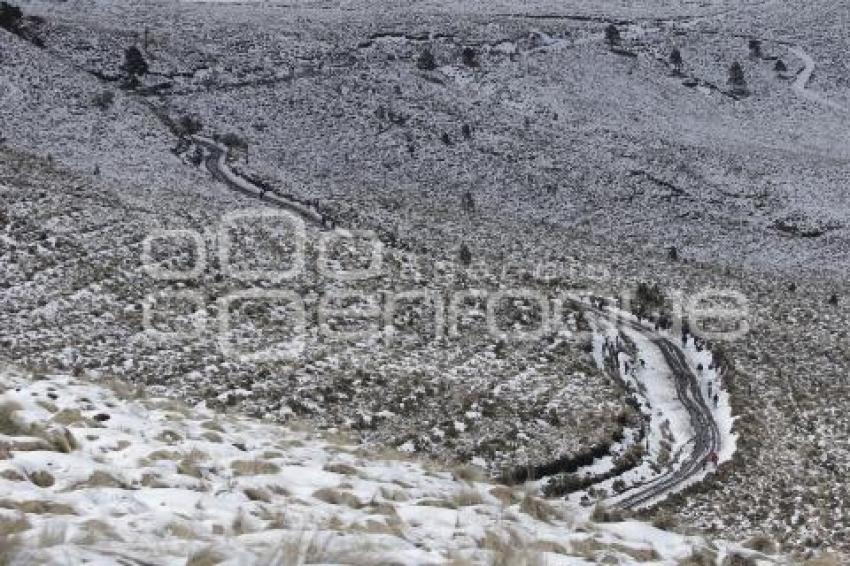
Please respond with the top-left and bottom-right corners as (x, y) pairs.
(0, 364), (781, 565)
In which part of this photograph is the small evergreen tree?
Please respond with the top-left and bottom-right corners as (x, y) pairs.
(604, 24), (621, 48)
(461, 47), (479, 68)
(748, 39), (762, 59)
(177, 114), (202, 137)
(122, 46), (148, 77)
(669, 48), (683, 75)
(461, 123), (472, 139)
(459, 243), (472, 266)
(416, 49), (436, 70)
(727, 61), (748, 94)
(0, 2), (22, 32)
(461, 191), (475, 213)
(774, 59), (787, 73)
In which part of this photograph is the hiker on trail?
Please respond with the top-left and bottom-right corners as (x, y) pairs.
(713, 393), (719, 407)
(707, 381), (713, 395)
(639, 358), (645, 368)
(707, 451), (719, 469)
(259, 188), (267, 200)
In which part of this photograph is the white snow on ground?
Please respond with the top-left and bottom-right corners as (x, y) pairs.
(578, 320), (695, 506)
(579, 297), (738, 508)
(0, 364), (776, 564)
(679, 337), (738, 466)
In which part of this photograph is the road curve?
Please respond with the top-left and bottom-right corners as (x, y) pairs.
(587, 306), (723, 509)
(193, 133), (725, 509)
(617, 336), (721, 509)
(192, 136), (327, 227)
(788, 46), (847, 113)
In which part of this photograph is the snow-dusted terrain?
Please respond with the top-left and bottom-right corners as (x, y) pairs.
(2, 0), (850, 561)
(0, 364), (775, 564)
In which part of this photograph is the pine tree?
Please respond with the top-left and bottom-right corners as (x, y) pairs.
(670, 48), (683, 75)
(604, 24), (621, 48)
(459, 243), (472, 266)
(417, 49), (436, 70)
(727, 61), (748, 94)
(774, 59), (787, 73)
(748, 39), (762, 59)
(122, 46), (148, 77)
(0, 2), (22, 32)
(461, 191), (475, 213)
(461, 47), (479, 68)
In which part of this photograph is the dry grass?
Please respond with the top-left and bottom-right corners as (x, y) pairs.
(243, 487), (272, 503)
(231, 459), (280, 476)
(177, 448), (208, 479)
(37, 524), (67, 547)
(0, 470), (24, 482)
(70, 470), (127, 490)
(452, 464), (486, 483)
(452, 487), (485, 507)
(652, 508), (678, 530)
(489, 485), (520, 506)
(50, 408), (86, 426)
(0, 534), (22, 566)
(312, 487), (364, 509)
(519, 493), (561, 523)
(743, 533), (776, 554)
(590, 501), (624, 523)
(37, 426), (78, 454)
(200, 431), (223, 443)
(0, 500), (76, 515)
(100, 377), (147, 401)
(0, 402), (25, 436)
(144, 449), (182, 462)
(186, 545), (226, 566)
(0, 513), (29, 536)
(262, 530), (385, 566)
(721, 552), (758, 566)
(155, 429), (183, 444)
(254, 506), (288, 529)
(146, 399), (192, 417)
(378, 486), (409, 502)
(481, 527), (545, 566)
(231, 509), (253, 536)
(36, 401), (58, 414)
(166, 520), (200, 540)
(322, 462), (360, 476)
(677, 546), (719, 565)
(200, 420), (225, 433)
(73, 519), (123, 545)
(27, 470), (55, 488)
(802, 554), (845, 566)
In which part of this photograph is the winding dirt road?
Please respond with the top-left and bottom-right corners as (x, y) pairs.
(194, 136), (726, 511)
(617, 335), (721, 509)
(585, 306), (724, 510)
(193, 136), (326, 227)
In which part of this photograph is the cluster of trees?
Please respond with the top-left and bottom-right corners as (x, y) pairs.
(417, 46), (480, 71)
(0, 1), (43, 46)
(633, 282), (665, 319)
(603, 23), (759, 95)
(0, 2), (22, 31)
